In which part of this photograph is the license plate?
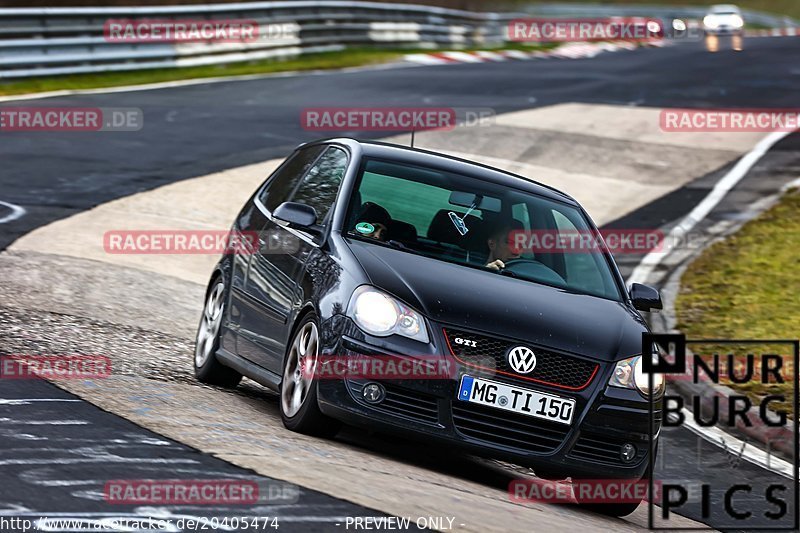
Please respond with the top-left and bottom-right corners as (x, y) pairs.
(457, 375), (575, 425)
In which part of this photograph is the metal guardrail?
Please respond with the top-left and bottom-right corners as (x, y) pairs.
(0, 1), (515, 79)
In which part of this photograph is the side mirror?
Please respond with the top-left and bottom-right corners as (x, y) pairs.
(273, 201), (317, 228)
(630, 283), (663, 312)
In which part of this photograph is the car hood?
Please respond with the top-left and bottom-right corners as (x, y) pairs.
(346, 239), (648, 361)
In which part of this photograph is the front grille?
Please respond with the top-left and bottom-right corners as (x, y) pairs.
(444, 328), (599, 390)
(452, 401), (570, 453)
(570, 433), (647, 465)
(346, 380), (439, 425)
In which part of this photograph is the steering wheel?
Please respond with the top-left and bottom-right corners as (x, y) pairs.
(500, 258), (566, 286)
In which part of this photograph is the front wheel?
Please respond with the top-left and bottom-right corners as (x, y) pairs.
(194, 276), (242, 388)
(575, 468), (651, 517)
(578, 498), (642, 517)
(279, 313), (341, 438)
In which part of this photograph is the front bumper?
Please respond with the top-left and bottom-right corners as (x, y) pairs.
(705, 26), (743, 35)
(316, 316), (661, 479)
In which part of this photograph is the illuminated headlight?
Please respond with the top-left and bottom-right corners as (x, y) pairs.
(703, 16), (719, 29)
(672, 19), (687, 32)
(730, 15), (744, 28)
(608, 352), (664, 397)
(347, 286), (429, 343)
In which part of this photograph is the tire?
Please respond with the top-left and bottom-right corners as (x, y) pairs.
(575, 468), (651, 517)
(279, 312), (341, 438)
(578, 498), (642, 517)
(534, 468), (567, 481)
(194, 276), (242, 388)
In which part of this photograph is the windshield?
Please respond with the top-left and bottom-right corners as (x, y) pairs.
(709, 5), (740, 14)
(345, 158), (623, 301)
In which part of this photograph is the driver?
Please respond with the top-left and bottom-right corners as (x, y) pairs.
(485, 221), (522, 271)
(353, 202), (391, 242)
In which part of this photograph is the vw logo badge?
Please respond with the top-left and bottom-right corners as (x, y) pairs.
(507, 346), (537, 374)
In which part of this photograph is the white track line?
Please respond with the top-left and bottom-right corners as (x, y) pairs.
(0, 200), (26, 224)
(627, 130), (793, 286)
(0, 399), (82, 405)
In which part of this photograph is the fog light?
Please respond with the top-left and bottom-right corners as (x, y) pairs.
(620, 443), (637, 462)
(362, 382), (385, 404)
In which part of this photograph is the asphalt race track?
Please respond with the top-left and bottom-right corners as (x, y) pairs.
(1, 34), (800, 532)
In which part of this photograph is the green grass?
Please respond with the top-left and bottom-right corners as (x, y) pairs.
(0, 48), (408, 96)
(0, 43), (554, 97)
(675, 188), (800, 415)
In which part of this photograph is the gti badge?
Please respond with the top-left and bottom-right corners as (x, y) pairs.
(454, 337), (478, 348)
(507, 346), (537, 374)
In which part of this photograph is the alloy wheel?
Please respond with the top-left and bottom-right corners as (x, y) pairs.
(281, 321), (319, 418)
(195, 281), (225, 368)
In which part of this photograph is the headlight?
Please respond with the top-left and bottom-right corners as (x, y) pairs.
(731, 15), (744, 28)
(703, 15), (718, 28)
(608, 352), (664, 397)
(347, 286), (429, 343)
(672, 19), (687, 32)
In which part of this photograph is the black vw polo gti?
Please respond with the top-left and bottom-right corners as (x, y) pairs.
(194, 138), (664, 515)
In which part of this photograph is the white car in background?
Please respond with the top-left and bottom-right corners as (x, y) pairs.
(703, 4), (745, 35)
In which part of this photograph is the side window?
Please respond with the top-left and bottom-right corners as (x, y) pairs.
(512, 203), (531, 231)
(259, 145), (325, 211)
(291, 147), (348, 224)
(551, 210), (603, 290)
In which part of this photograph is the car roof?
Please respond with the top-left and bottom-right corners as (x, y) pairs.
(305, 137), (579, 206)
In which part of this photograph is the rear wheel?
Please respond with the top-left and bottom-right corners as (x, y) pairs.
(279, 313), (341, 437)
(194, 276), (242, 388)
